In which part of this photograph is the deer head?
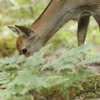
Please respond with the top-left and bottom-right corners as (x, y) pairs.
(8, 25), (45, 57)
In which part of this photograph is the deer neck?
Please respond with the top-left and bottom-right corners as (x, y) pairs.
(30, 0), (71, 44)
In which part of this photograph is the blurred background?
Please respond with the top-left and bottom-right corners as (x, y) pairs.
(0, 0), (100, 58)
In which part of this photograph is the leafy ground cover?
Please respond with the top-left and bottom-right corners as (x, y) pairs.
(0, 44), (100, 100)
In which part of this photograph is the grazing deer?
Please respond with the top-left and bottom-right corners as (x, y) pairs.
(8, 0), (100, 57)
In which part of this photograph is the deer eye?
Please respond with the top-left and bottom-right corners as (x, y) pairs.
(22, 48), (27, 54)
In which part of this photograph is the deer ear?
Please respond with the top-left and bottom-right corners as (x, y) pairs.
(15, 25), (36, 38)
(8, 26), (21, 35)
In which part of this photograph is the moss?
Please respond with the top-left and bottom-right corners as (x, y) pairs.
(83, 93), (97, 99)
(0, 34), (16, 57)
(72, 75), (100, 99)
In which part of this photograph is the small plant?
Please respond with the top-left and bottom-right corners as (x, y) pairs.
(83, 93), (97, 99)
(0, 43), (99, 100)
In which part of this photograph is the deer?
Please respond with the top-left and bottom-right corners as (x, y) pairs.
(8, 0), (100, 57)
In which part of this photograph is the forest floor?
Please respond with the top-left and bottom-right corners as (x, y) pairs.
(44, 47), (100, 100)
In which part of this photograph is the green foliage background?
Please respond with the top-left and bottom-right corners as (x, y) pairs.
(0, 0), (100, 58)
(0, 1), (100, 100)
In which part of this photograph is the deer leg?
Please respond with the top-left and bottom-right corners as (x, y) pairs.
(92, 11), (100, 29)
(77, 16), (90, 46)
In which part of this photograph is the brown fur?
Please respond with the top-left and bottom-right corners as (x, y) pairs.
(8, 0), (100, 57)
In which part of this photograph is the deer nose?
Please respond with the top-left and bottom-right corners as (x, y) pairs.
(22, 48), (27, 54)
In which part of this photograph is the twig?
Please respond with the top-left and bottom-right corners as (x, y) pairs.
(29, 0), (35, 17)
(75, 88), (100, 97)
(95, 81), (100, 94)
(9, 4), (34, 10)
(68, 86), (72, 100)
(9, 0), (19, 6)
